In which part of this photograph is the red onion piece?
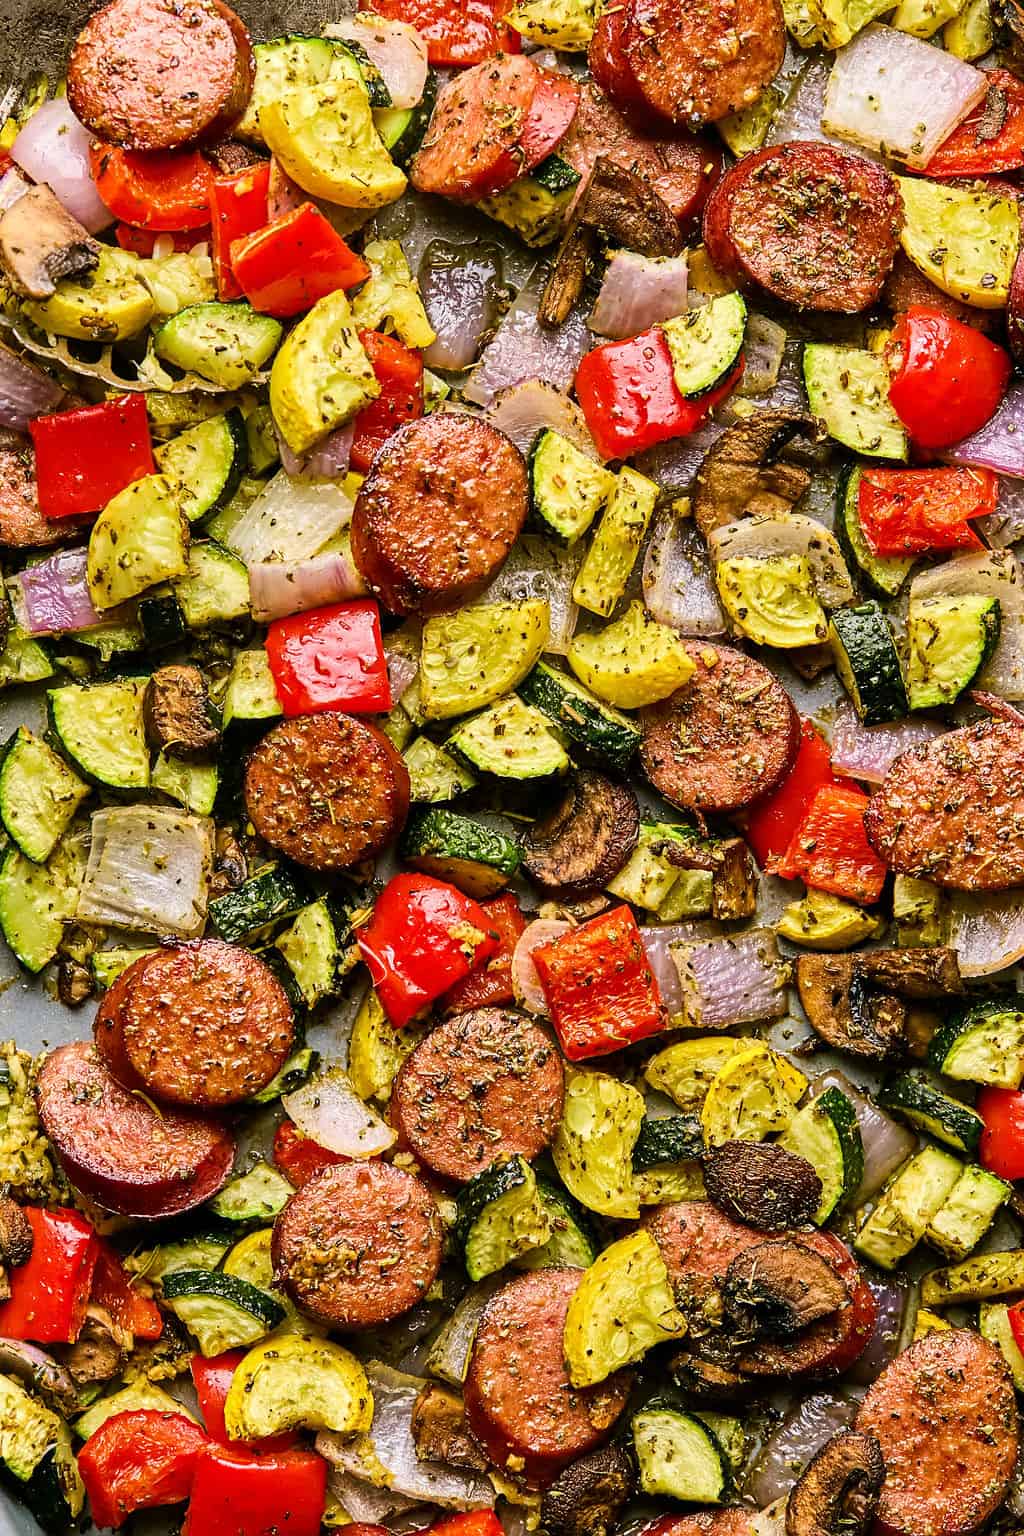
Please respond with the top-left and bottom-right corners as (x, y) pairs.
(636, 418), (727, 497)
(248, 549), (368, 622)
(846, 1273), (908, 1385)
(17, 547), (102, 634)
(978, 477), (1024, 548)
(639, 922), (713, 1016)
(464, 265), (591, 407)
(283, 1066), (394, 1157)
(480, 533), (580, 655)
(831, 702), (943, 786)
(420, 239), (505, 372)
(512, 918), (570, 1014)
(0, 342), (65, 433)
(670, 928), (790, 1028)
(589, 251), (688, 341)
(949, 889), (1024, 977)
(947, 380), (1024, 476)
(643, 510), (726, 635)
(273, 417), (353, 480)
(811, 1070), (915, 1204)
(745, 1394), (857, 1506)
(485, 380), (596, 460)
(11, 99), (114, 233)
(386, 646), (418, 705)
(325, 16), (429, 110)
(266, 158), (307, 221)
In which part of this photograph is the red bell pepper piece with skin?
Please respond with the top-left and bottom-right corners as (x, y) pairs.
(79, 1411), (207, 1530)
(115, 223), (212, 255)
(265, 599), (391, 716)
(777, 783), (888, 904)
(362, 0), (520, 65)
(575, 329), (742, 460)
(427, 1517), (504, 1536)
(744, 719), (837, 871)
(1009, 1300), (1024, 1357)
(442, 892), (526, 1013)
(89, 145), (211, 231)
(208, 160), (271, 301)
(272, 1120), (349, 1189)
(191, 1352), (298, 1451)
(91, 1239), (163, 1341)
(0, 1206), (98, 1344)
(857, 466), (997, 556)
(886, 306), (1011, 452)
(29, 394), (154, 520)
(350, 331), (425, 472)
(230, 202), (370, 318)
(533, 905), (667, 1061)
(183, 1444), (327, 1536)
(926, 70), (1024, 175)
(978, 1087), (1024, 1181)
(357, 873), (500, 1027)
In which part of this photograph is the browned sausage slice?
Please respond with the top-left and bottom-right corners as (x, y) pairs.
(464, 1268), (632, 1486)
(622, 0), (785, 128)
(856, 1329), (1018, 1536)
(643, 1199), (766, 1311)
(67, 0), (254, 150)
(36, 1040), (235, 1218)
(271, 1160), (443, 1329)
(351, 414), (528, 617)
(244, 712), (410, 872)
(95, 940), (294, 1107)
(640, 642), (799, 814)
(411, 55), (539, 203)
(391, 1008), (564, 1183)
(864, 721), (1024, 891)
(639, 1515), (754, 1536)
(702, 142), (901, 313)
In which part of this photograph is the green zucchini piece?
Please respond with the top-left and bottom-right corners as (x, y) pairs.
(877, 1071), (984, 1154)
(74, 1380), (195, 1441)
(151, 750), (219, 816)
(925, 1164), (1010, 1259)
(979, 1303), (1024, 1390)
(836, 466), (914, 599)
(138, 592), (189, 651)
(893, 875), (948, 948)
(906, 593), (1001, 710)
(274, 897), (354, 1007)
(373, 68), (436, 165)
(854, 1145), (963, 1270)
(0, 1373), (84, 1532)
(155, 303), (283, 390)
(208, 865), (307, 943)
(403, 736), (477, 802)
(632, 1115), (704, 1171)
(399, 807), (522, 898)
(564, 1230), (685, 1386)
(0, 726), (89, 863)
(48, 680), (149, 790)
(347, 990), (423, 1105)
(448, 695), (569, 780)
(515, 1178), (598, 1271)
(803, 345), (908, 459)
(529, 429), (616, 544)
(829, 602), (908, 725)
(173, 541), (251, 628)
(479, 165), (579, 247)
(928, 999), (1024, 1088)
(244, 403), (279, 476)
(335, 37), (392, 106)
(0, 627), (55, 689)
(209, 1161), (294, 1222)
(128, 1231), (234, 1287)
(519, 661), (641, 772)
(662, 292), (747, 398)
(87, 473), (188, 610)
(162, 1267), (284, 1355)
(455, 1156), (552, 1281)
(249, 1045), (318, 1104)
(238, 34), (366, 141)
(696, 1412), (746, 1473)
(90, 947), (155, 989)
(419, 602), (549, 721)
(632, 1160), (706, 1206)
(223, 649), (282, 727)
(572, 466), (659, 618)
(155, 409), (248, 524)
(632, 1407), (729, 1502)
(0, 836), (86, 973)
(778, 1086), (864, 1223)
(922, 1250), (1024, 1305)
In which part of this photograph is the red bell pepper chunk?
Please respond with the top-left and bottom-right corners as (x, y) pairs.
(533, 905), (667, 1061)
(427, 1517), (504, 1536)
(91, 1239), (163, 1341)
(886, 305), (1011, 452)
(1009, 1300), (1024, 1358)
(777, 783), (888, 905)
(978, 1087), (1024, 1181)
(442, 892), (526, 1013)
(115, 223), (213, 255)
(183, 1444), (327, 1536)
(357, 873), (500, 1027)
(575, 328), (742, 460)
(208, 161), (271, 301)
(29, 394), (155, 520)
(272, 1119), (349, 1189)
(265, 599), (391, 716)
(89, 145), (211, 231)
(362, 0), (520, 65)
(230, 202), (370, 318)
(350, 331), (425, 472)
(744, 719), (837, 871)
(857, 466), (997, 557)
(926, 71), (1024, 175)
(0, 1206), (98, 1344)
(191, 1351), (299, 1451)
(79, 1410), (207, 1530)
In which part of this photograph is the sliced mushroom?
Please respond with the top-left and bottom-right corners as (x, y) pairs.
(0, 1195), (33, 1270)
(704, 1142), (822, 1232)
(0, 184), (99, 299)
(858, 947), (963, 999)
(57, 957), (93, 1008)
(541, 1443), (636, 1536)
(0, 1339), (80, 1417)
(58, 1306), (127, 1387)
(692, 410), (824, 539)
(206, 140), (267, 174)
(144, 664), (220, 760)
(657, 830), (758, 921)
(410, 1382), (489, 1471)
(722, 1240), (849, 1339)
(796, 954), (908, 1061)
(522, 770), (639, 898)
(669, 1349), (759, 1402)
(786, 1431), (885, 1536)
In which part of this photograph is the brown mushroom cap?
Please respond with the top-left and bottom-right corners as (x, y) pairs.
(541, 1443), (636, 1536)
(522, 771), (639, 898)
(692, 410), (823, 539)
(703, 1141), (823, 1232)
(722, 1239), (849, 1338)
(0, 1195), (33, 1270)
(785, 1430), (885, 1536)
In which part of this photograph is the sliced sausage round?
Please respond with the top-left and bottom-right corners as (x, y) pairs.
(67, 0), (254, 150)
(94, 941), (294, 1108)
(588, 5), (651, 121)
(244, 712), (410, 872)
(622, 0), (785, 128)
(36, 1040), (235, 1219)
(351, 414), (528, 617)
(702, 142), (901, 313)
(643, 1199), (767, 1312)
(855, 1329), (1018, 1536)
(411, 55), (538, 203)
(864, 721), (1024, 891)
(271, 1160), (443, 1329)
(640, 642), (799, 814)
(639, 1515), (754, 1536)
(464, 1268), (633, 1486)
(391, 1008), (564, 1182)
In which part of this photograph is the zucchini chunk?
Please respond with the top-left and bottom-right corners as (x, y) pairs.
(855, 1146), (963, 1270)
(448, 695), (569, 780)
(552, 1069), (644, 1219)
(374, 69), (437, 166)
(0, 836), (85, 973)
(151, 751), (219, 816)
(0, 727), (89, 863)
(836, 466), (914, 599)
(274, 897), (354, 1007)
(776, 889), (882, 950)
(981, 1303), (1024, 1389)
(224, 1335), (373, 1438)
(455, 1156), (552, 1281)
(928, 998), (1024, 1088)
(568, 601), (695, 708)
(25, 245), (154, 341)
(662, 292), (747, 397)
(925, 1164), (1010, 1259)
(632, 1115), (704, 1170)
(400, 807), (522, 899)
(830, 601), (908, 724)
(403, 736), (477, 802)
(154, 303), (283, 390)
(249, 1046), (318, 1105)
(162, 1268), (285, 1356)
(717, 553), (828, 649)
(269, 288), (379, 455)
(563, 1230), (686, 1386)
(48, 680), (149, 791)
(75, 1380), (197, 1440)
(803, 346), (908, 459)
(237, 34), (369, 142)
(572, 468), (659, 618)
(223, 649), (283, 727)
(632, 1406), (729, 1503)
(90, 947), (155, 989)
(519, 661), (641, 771)
(644, 1036), (751, 1111)
(896, 176), (1020, 308)
(778, 1085), (864, 1223)
(208, 865), (307, 944)
(155, 409), (248, 524)
(515, 1179), (599, 1271)
(921, 1250), (1024, 1305)
(209, 1162), (294, 1222)
(419, 601), (550, 721)
(529, 429), (616, 544)
(87, 473), (188, 610)
(347, 989), (424, 1104)
(0, 1372), (85, 1532)
(173, 541), (251, 628)
(877, 1071), (984, 1154)
(906, 593), (1001, 710)
(505, 0), (597, 49)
